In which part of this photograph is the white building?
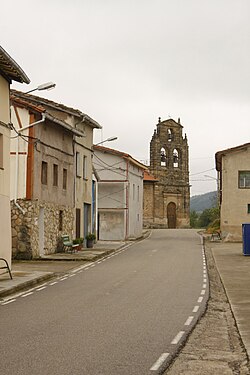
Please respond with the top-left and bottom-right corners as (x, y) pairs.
(93, 145), (146, 240)
(0, 45), (29, 269)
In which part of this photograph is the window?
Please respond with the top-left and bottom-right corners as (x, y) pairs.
(0, 134), (3, 169)
(239, 171), (250, 188)
(83, 155), (87, 179)
(53, 164), (58, 186)
(137, 186), (139, 202)
(248, 204), (250, 214)
(76, 152), (81, 177)
(41, 161), (48, 185)
(63, 168), (67, 190)
(133, 184), (135, 200)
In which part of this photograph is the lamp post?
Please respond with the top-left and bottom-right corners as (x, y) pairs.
(25, 81), (56, 94)
(95, 136), (118, 146)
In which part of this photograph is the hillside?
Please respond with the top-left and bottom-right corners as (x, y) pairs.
(190, 191), (217, 213)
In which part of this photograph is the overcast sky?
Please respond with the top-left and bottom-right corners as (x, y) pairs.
(2, 0), (250, 196)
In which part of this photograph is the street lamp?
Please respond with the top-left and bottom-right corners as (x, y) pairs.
(95, 136), (118, 146)
(25, 81), (56, 94)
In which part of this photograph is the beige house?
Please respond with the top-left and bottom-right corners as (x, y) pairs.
(216, 143), (250, 241)
(10, 91), (101, 258)
(93, 145), (146, 240)
(0, 46), (29, 270)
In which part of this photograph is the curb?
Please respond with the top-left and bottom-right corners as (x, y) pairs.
(0, 272), (55, 299)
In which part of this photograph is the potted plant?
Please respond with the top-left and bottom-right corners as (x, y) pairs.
(85, 233), (96, 248)
(73, 237), (84, 250)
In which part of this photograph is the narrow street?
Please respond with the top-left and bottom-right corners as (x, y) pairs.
(0, 230), (206, 375)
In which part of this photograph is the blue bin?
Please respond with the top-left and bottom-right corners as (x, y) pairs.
(242, 223), (250, 255)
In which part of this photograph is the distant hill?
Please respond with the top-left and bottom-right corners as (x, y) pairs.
(190, 191), (217, 213)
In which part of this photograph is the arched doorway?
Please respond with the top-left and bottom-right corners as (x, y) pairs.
(167, 202), (176, 228)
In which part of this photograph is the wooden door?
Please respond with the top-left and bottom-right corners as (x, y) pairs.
(167, 202), (176, 228)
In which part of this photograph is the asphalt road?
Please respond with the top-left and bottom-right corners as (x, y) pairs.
(0, 229), (207, 375)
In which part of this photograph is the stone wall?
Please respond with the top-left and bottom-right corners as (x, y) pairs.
(11, 199), (74, 259)
(144, 118), (190, 228)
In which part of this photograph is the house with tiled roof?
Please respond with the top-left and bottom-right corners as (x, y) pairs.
(215, 142), (250, 241)
(93, 145), (147, 240)
(0, 45), (30, 270)
(10, 90), (101, 258)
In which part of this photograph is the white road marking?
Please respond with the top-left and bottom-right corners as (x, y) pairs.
(203, 284), (207, 288)
(60, 277), (69, 281)
(72, 264), (90, 273)
(193, 305), (199, 313)
(36, 286), (46, 291)
(150, 353), (170, 371)
(171, 331), (185, 345)
(204, 278), (207, 283)
(197, 296), (203, 303)
(184, 316), (194, 326)
(21, 292), (34, 298)
(49, 281), (58, 285)
(2, 299), (16, 305)
(34, 283), (48, 289)
(68, 274), (76, 277)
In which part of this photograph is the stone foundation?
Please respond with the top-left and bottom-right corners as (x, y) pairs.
(11, 199), (74, 259)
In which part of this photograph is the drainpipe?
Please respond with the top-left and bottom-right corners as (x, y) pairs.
(14, 114), (46, 213)
(125, 158), (129, 239)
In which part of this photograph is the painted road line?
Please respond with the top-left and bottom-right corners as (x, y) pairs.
(36, 286), (46, 291)
(203, 283), (207, 288)
(21, 292), (34, 298)
(33, 283), (47, 289)
(193, 305), (199, 313)
(204, 278), (207, 283)
(171, 331), (185, 345)
(68, 274), (76, 277)
(201, 289), (206, 295)
(2, 299), (16, 305)
(72, 264), (90, 273)
(49, 281), (58, 285)
(197, 296), (203, 303)
(60, 277), (69, 281)
(184, 316), (194, 326)
(150, 353), (170, 371)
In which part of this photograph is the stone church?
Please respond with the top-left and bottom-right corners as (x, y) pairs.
(143, 117), (190, 228)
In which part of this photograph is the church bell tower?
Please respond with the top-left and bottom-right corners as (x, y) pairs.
(146, 117), (190, 228)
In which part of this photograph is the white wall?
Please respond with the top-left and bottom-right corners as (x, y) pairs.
(94, 149), (144, 240)
(10, 106), (30, 199)
(0, 76), (12, 268)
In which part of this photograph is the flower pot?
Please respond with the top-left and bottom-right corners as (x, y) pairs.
(86, 239), (94, 248)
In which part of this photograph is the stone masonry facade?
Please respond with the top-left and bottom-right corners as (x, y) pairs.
(144, 118), (190, 228)
(11, 199), (74, 259)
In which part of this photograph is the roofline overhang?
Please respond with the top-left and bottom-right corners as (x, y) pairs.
(11, 89), (102, 129)
(45, 113), (85, 137)
(0, 46), (30, 84)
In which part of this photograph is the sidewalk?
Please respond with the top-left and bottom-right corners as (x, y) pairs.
(0, 239), (130, 299)
(209, 240), (250, 358)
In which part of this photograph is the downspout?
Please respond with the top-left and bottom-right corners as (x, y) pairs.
(125, 158), (129, 239)
(15, 114), (46, 213)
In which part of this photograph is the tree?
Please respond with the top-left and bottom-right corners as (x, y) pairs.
(190, 210), (199, 228)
